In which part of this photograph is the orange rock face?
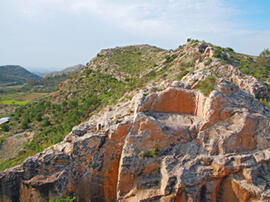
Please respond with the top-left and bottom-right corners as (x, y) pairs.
(137, 88), (196, 114)
(151, 88), (196, 114)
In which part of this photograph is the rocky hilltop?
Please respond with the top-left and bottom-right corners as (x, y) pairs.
(1, 40), (270, 201)
(42, 64), (85, 78)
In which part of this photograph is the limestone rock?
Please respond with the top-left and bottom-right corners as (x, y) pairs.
(1, 79), (270, 202)
(182, 65), (268, 98)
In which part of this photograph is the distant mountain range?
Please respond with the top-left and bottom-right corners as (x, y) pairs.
(42, 64), (85, 78)
(0, 65), (41, 85)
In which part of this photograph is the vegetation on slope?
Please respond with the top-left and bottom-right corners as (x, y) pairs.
(0, 70), (127, 170)
(198, 76), (216, 96)
(212, 46), (270, 84)
(0, 72), (76, 117)
(0, 137), (5, 147)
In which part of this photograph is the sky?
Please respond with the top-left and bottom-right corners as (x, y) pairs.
(0, 0), (270, 72)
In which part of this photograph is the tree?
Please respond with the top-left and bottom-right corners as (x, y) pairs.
(35, 113), (42, 122)
(21, 120), (29, 130)
(41, 117), (51, 127)
(1, 123), (9, 132)
(258, 49), (270, 68)
(27, 79), (36, 87)
(260, 49), (270, 58)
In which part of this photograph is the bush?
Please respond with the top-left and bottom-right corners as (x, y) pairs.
(257, 49), (270, 68)
(226, 47), (234, 52)
(35, 113), (42, 122)
(1, 123), (9, 132)
(165, 54), (177, 63)
(260, 97), (270, 106)
(204, 57), (212, 65)
(183, 61), (195, 68)
(198, 76), (216, 96)
(49, 196), (76, 202)
(213, 46), (223, 58)
(85, 69), (93, 77)
(0, 137), (5, 147)
(176, 70), (190, 81)
(41, 117), (51, 127)
(21, 119), (29, 130)
(139, 147), (158, 158)
(239, 66), (250, 74)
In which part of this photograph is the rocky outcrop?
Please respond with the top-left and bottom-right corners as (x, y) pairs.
(182, 64), (268, 99)
(1, 78), (270, 201)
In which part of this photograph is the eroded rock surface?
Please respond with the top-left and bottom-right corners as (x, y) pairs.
(1, 79), (270, 202)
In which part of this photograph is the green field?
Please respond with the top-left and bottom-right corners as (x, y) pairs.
(0, 100), (29, 105)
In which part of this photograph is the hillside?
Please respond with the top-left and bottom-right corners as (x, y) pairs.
(1, 40), (270, 201)
(42, 64), (85, 78)
(0, 65), (41, 85)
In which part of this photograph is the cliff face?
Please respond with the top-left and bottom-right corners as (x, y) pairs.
(1, 72), (270, 201)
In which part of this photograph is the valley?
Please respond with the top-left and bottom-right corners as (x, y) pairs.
(0, 64), (85, 170)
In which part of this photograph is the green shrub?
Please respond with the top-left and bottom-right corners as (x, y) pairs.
(85, 69), (93, 77)
(260, 98), (270, 106)
(139, 147), (158, 158)
(239, 66), (250, 74)
(191, 40), (199, 47)
(198, 76), (216, 96)
(183, 61), (195, 68)
(165, 54), (177, 63)
(176, 70), (190, 81)
(226, 47), (234, 52)
(1, 123), (9, 132)
(35, 113), (42, 122)
(21, 119), (29, 130)
(213, 46), (223, 58)
(49, 196), (76, 202)
(204, 57), (212, 65)
(0, 137), (5, 147)
(41, 117), (51, 127)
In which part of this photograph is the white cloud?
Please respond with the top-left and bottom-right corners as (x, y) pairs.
(1, 0), (270, 56)
(9, 0), (237, 35)
(66, 0), (238, 36)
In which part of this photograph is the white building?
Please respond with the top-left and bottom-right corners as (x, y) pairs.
(0, 117), (10, 125)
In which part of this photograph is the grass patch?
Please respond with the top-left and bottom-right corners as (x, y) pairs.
(176, 69), (190, 81)
(0, 100), (29, 105)
(260, 98), (270, 106)
(103, 45), (163, 76)
(182, 60), (195, 68)
(0, 151), (29, 171)
(15, 93), (48, 101)
(49, 196), (76, 202)
(198, 75), (216, 96)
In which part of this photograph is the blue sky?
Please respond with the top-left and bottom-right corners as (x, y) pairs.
(0, 0), (270, 72)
